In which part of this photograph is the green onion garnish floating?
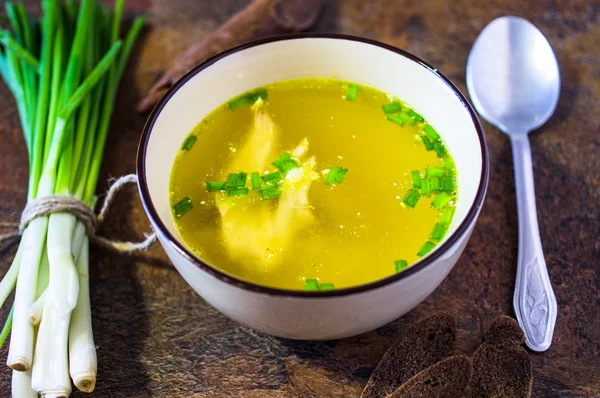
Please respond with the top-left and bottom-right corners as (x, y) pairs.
(226, 173), (241, 188)
(260, 185), (282, 200)
(403, 188), (421, 208)
(421, 178), (432, 197)
(430, 176), (440, 193)
(382, 102), (402, 114)
(251, 172), (260, 189)
(397, 112), (416, 126)
(386, 114), (406, 127)
(443, 156), (455, 169)
(440, 175), (456, 193)
(228, 188), (249, 197)
(181, 135), (197, 151)
(228, 88), (268, 110)
(335, 168), (348, 183)
(304, 279), (335, 291)
(440, 206), (456, 225)
(430, 222), (448, 242)
(433, 141), (446, 157)
(432, 192), (452, 210)
(395, 259), (408, 272)
(238, 172), (248, 187)
(305, 279), (319, 291)
(325, 167), (348, 185)
(407, 109), (424, 122)
(272, 152), (291, 166)
(426, 167), (446, 177)
(421, 136), (434, 151)
(272, 152), (299, 175)
(346, 84), (358, 101)
(412, 171), (422, 188)
(417, 241), (436, 257)
(261, 171), (282, 184)
(424, 124), (440, 140)
(319, 283), (335, 291)
(173, 196), (193, 218)
(206, 181), (226, 192)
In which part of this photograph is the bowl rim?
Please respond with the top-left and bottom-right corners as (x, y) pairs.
(137, 33), (489, 298)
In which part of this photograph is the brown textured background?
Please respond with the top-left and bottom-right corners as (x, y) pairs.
(0, 0), (599, 396)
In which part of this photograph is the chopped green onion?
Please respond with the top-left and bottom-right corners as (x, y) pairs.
(238, 172), (247, 187)
(226, 173), (241, 188)
(443, 156), (455, 169)
(433, 141), (446, 157)
(430, 176), (440, 192)
(397, 112), (416, 125)
(173, 196), (193, 217)
(386, 114), (406, 127)
(272, 152), (291, 168)
(395, 259), (408, 272)
(346, 84), (358, 101)
(440, 175), (456, 193)
(181, 135), (197, 151)
(421, 136), (434, 151)
(430, 222), (448, 242)
(247, 88), (268, 102)
(412, 170), (421, 188)
(403, 188), (421, 208)
(407, 109), (424, 122)
(432, 192), (452, 209)
(440, 206), (456, 225)
(335, 167), (348, 183)
(417, 241), (436, 257)
(305, 279), (319, 291)
(206, 181), (226, 192)
(228, 88), (268, 110)
(228, 96), (251, 110)
(282, 159), (300, 174)
(325, 167), (340, 185)
(228, 187), (249, 197)
(382, 102), (402, 113)
(421, 178), (431, 197)
(426, 167), (446, 177)
(251, 172), (260, 189)
(424, 124), (440, 140)
(319, 283), (335, 291)
(261, 171), (282, 183)
(260, 185), (282, 200)
(273, 153), (299, 175)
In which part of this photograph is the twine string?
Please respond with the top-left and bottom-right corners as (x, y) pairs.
(0, 174), (156, 253)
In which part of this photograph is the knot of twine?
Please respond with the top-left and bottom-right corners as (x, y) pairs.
(0, 174), (156, 253)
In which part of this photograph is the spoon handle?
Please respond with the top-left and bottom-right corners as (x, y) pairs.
(510, 134), (557, 352)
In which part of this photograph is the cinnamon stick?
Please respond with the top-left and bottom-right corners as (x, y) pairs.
(137, 0), (323, 113)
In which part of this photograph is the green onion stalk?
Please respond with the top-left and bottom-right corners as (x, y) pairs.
(0, 0), (143, 395)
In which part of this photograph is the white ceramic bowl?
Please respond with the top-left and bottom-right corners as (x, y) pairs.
(137, 34), (489, 340)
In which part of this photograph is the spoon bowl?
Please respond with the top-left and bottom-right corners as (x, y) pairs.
(467, 16), (560, 134)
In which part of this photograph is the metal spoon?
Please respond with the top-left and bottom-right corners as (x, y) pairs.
(466, 16), (559, 352)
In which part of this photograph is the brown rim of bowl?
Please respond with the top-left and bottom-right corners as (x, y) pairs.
(137, 33), (489, 298)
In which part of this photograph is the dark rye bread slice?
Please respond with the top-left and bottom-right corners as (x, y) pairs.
(469, 345), (532, 398)
(482, 316), (526, 347)
(361, 313), (456, 398)
(389, 355), (472, 398)
(469, 316), (533, 398)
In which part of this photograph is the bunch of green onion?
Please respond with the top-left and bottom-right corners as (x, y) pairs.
(0, 0), (142, 396)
